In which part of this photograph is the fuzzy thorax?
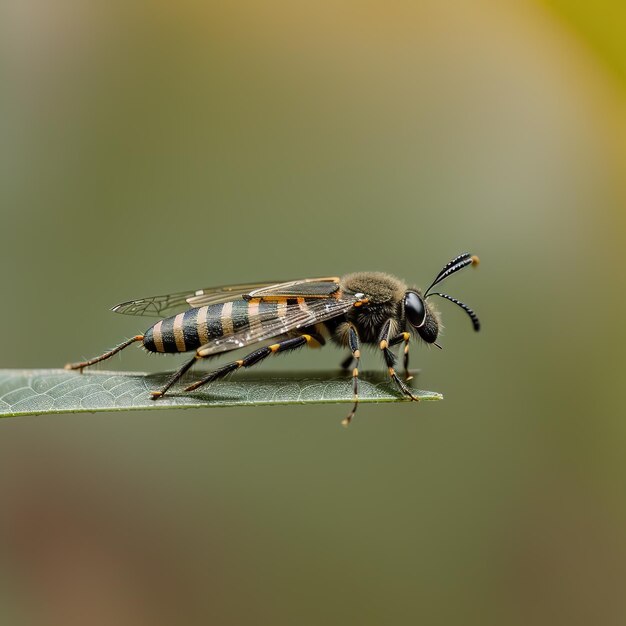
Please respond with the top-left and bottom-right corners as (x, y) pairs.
(340, 272), (407, 303)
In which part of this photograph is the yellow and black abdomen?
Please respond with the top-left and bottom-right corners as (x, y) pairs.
(142, 301), (253, 353)
(143, 305), (218, 353)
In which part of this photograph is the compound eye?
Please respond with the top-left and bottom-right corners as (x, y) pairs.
(404, 291), (426, 328)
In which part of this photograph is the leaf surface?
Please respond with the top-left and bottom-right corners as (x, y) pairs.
(0, 369), (442, 418)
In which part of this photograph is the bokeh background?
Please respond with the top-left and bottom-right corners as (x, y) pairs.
(1, 1), (625, 624)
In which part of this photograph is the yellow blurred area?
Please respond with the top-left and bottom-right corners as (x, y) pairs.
(540, 0), (626, 85)
(0, 1), (625, 625)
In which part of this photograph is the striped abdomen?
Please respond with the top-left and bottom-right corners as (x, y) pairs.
(142, 300), (276, 353)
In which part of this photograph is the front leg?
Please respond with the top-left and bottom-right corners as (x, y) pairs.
(389, 331), (412, 380)
(378, 321), (419, 402)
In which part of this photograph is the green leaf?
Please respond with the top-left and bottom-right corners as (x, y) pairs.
(0, 369), (442, 418)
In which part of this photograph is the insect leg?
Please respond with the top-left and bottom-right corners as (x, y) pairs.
(379, 323), (419, 401)
(339, 353), (354, 370)
(150, 354), (202, 398)
(389, 332), (412, 380)
(341, 324), (361, 427)
(152, 331), (323, 398)
(184, 334), (316, 392)
(65, 335), (144, 372)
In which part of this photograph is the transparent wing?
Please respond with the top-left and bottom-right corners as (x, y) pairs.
(245, 277), (340, 300)
(111, 277), (340, 317)
(196, 292), (357, 357)
(112, 281), (280, 317)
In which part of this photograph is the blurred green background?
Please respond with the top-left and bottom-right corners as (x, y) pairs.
(1, 1), (625, 624)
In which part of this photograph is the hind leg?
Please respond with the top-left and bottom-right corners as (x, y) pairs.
(183, 334), (317, 392)
(150, 352), (204, 398)
(65, 335), (144, 372)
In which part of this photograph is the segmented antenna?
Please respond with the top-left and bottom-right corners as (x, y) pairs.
(425, 253), (479, 296)
(426, 292), (480, 331)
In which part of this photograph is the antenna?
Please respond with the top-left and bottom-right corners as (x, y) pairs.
(424, 253), (479, 296)
(426, 292), (480, 331)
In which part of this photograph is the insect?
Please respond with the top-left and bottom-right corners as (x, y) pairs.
(66, 253), (480, 425)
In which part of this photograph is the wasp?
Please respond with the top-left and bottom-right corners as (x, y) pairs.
(66, 253), (480, 425)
